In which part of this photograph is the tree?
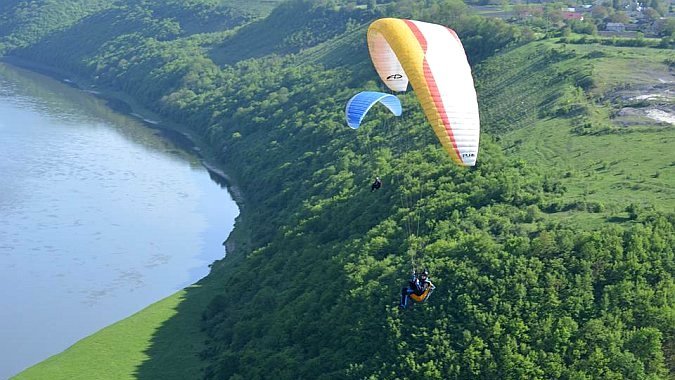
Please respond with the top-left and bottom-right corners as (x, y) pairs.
(608, 11), (630, 23)
(658, 17), (675, 37)
(591, 5), (610, 23)
(649, 0), (668, 15)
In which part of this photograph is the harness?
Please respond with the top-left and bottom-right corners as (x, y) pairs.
(410, 279), (435, 303)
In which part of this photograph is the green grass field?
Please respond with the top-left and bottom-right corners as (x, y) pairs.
(14, 285), (208, 380)
(478, 40), (674, 226)
(503, 117), (674, 221)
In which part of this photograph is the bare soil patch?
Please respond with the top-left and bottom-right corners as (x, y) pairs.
(605, 67), (675, 127)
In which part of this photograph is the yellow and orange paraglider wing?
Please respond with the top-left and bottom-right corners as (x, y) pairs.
(367, 18), (480, 167)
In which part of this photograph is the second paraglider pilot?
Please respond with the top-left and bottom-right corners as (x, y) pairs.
(399, 268), (435, 309)
(371, 176), (382, 192)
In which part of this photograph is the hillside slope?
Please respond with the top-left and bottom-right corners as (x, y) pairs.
(3, 0), (673, 379)
(477, 41), (674, 225)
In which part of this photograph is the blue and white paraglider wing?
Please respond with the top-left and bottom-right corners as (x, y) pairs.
(345, 91), (402, 129)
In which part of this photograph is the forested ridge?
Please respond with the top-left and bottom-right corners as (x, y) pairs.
(2, 0), (673, 379)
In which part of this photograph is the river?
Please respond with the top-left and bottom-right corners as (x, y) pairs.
(0, 63), (238, 378)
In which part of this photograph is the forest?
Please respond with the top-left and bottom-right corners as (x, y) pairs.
(2, 0), (673, 379)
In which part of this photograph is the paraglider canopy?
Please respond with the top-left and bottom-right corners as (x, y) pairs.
(345, 91), (402, 129)
(367, 18), (481, 166)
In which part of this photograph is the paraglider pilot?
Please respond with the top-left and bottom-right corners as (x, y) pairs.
(371, 177), (382, 192)
(399, 268), (434, 309)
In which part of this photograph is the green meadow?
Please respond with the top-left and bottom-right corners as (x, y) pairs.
(478, 40), (674, 226)
(15, 286), (207, 380)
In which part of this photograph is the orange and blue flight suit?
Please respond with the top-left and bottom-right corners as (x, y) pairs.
(399, 270), (433, 309)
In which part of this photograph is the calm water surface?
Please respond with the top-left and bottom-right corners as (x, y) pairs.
(0, 63), (238, 378)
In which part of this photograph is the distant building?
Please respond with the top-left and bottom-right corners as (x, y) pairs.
(577, 5), (593, 13)
(606, 22), (627, 32)
(625, 23), (640, 32)
(563, 11), (584, 20)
